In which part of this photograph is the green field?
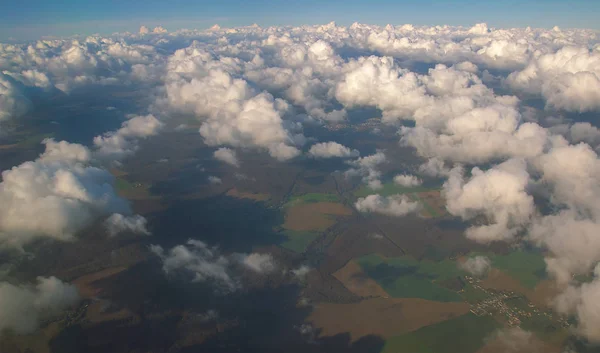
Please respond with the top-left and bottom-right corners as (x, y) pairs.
(357, 254), (465, 302)
(354, 182), (431, 198)
(279, 230), (319, 253)
(469, 250), (547, 288)
(382, 313), (499, 353)
(461, 284), (489, 303)
(491, 251), (547, 288)
(285, 193), (341, 207)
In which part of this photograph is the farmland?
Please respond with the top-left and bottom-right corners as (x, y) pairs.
(307, 297), (470, 342)
(381, 313), (499, 353)
(356, 254), (465, 302)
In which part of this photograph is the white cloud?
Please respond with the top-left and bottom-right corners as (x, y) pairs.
(162, 45), (303, 161)
(355, 194), (421, 217)
(104, 213), (150, 237)
(151, 240), (278, 291)
(345, 151), (387, 189)
(151, 240), (237, 290)
(0, 276), (80, 334)
(236, 253), (276, 273)
(554, 265), (600, 343)
(443, 159), (534, 243)
(213, 147), (240, 167)
(308, 141), (359, 158)
(0, 72), (32, 123)
(507, 47), (600, 112)
(93, 114), (164, 161)
(208, 176), (222, 185)
(393, 174), (422, 187)
(0, 139), (131, 247)
(460, 256), (491, 277)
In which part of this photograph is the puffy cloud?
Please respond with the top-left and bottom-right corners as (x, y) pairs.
(104, 213), (150, 237)
(507, 47), (600, 112)
(139, 26), (149, 35)
(0, 72), (32, 122)
(418, 157), (452, 177)
(150, 240), (278, 291)
(459, 256), (491, 277)
(308, 141), (359, 158)
(213, 147), (240, 167)
(355, 194), (421, 217)
(208, 176), (222, 185)
(443, 159), (534, 243)
(162, 45), (303, 161)
(554, 265), (600, 343)
(0, 276), (80, 334)
(93, 114), (164, 161)
(568, 122), (600, 146)
(0, 139), (130, 247)
(153, 26), (168, 34)
(151, 240), (237, 290)
(236, 253), (276, 273)
(393, 174), (422, 187)
(345, 151), (386, 189)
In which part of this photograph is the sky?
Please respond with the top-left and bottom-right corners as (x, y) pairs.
(1, 0), (599, 40)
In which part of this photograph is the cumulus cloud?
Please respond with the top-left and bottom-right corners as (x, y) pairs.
(345, 151), (386, 189)
(393, 174), (422, 187)
(151, 239), (277, 292)
(0, 72), (32, 123)
(0, 276), (80, 334)
(104, 213), (150, 237)
(554, 265), (600, 343)
(443, 159), (534, 243)
(355, 194), (421, 217)
(460, 256), (491, 277)
(208, 176), (222, 185)
(162, 45), (303, 160)
(93, 114), (164, 161)
(0, 139), (131, 247)
(236, 253), (276, 273)
(308, 141), (359, 159)
(507, 47), (600, 112)
(213, 147), (240, 167)
(3, 20), (600, 343)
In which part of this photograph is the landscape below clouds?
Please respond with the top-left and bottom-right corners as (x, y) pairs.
(0, 19), (599, 353)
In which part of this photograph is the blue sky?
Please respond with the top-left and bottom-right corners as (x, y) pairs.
(1, 0), (599, 40)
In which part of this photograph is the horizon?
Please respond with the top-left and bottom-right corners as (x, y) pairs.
(1, 0), (599, 40)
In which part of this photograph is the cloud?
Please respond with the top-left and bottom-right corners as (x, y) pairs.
(345, 151), (387, 189)
(0, 139), (131, 247)
(151, 239), (278, 292)
(0, 72), (32, 123)
(104, 213), (150, 237)
(393, 174), (422, 187)
(554, 265), (600, 343)
(507, 47), (600, 112)
(208, 176), (222, 185)
(93, 114), (164, 161)
(460, 256), (491, 277)
(443, 159), (534, 243)
(0, 276), (80, 334)
(162, 45), (303, 160)
(213, 147), (240, 167)
(236, 253), (276, 273)
(355, 194), (421, 217)
(150, 240), (237, 291)
(308, 141), (359, 158)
